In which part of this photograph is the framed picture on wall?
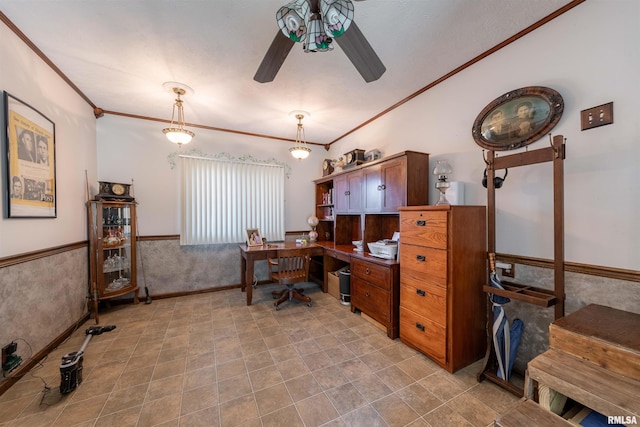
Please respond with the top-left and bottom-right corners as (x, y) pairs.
(471, 86), (564, 151)
(4, 92), (56, 218)
(246, 228), (263, 247)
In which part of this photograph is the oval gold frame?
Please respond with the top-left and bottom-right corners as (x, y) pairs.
(472, 86), (564, 151)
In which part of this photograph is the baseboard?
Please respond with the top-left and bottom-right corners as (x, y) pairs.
(0, 311), (91, 397)
(104, 283), (244, 305)
(361, 312), (387, 333)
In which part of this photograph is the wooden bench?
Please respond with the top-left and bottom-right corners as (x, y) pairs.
(524, 304), (640, 424)
(549, 304), (640, 380)
(526, 348), (640, 420)
(495, 398), (573, 427)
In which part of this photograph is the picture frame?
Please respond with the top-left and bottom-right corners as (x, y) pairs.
(471, 86), (564, 151)
(246, 228), (263, 247)
(4, 92), (56, 218)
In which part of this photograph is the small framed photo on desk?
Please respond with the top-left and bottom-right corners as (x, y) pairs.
(246, 228), (263, 247)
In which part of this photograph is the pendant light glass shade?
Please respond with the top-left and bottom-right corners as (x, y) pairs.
(162, 86), (195, 146)
(305, 14), (333, 52)
(277, 0), (311, 42)
(163, 128), (195, 145)
(320, 0), (354, 37)
(289, 113), (311, 160)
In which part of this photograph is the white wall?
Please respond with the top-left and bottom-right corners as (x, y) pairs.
(95, 2), (639, 270)
(0, 21), (97, 257)
(327, 1), (639, 270)
(0, 18), (97, 360)
(96, 115), (320, 237)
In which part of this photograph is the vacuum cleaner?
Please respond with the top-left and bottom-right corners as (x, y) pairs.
(59, 325), (116, 394)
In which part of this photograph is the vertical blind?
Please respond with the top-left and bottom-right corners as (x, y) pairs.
(180, 155), (285, 245)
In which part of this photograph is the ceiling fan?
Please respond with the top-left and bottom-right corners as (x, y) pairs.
(254, 0), (386, 83)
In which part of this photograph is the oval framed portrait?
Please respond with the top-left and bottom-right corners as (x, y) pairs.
(471, 86), (564, 151)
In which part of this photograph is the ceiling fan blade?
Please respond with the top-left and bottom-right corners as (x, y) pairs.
(335, 21), (386, 82)
(254, 31), (296, 83)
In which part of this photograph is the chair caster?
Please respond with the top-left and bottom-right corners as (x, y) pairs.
(307, 302), (312, 307)
(275, 304), (280, 311)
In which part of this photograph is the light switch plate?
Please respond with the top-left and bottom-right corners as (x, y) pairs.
(581, 102), (613, 131)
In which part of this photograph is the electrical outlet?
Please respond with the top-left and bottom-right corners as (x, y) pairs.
(2, 343), (14, 366)
(496, 261), (515, 278)
(2, 342), (21, 373)
(581, 102), (613, 130)
(501, 265), (515, 278)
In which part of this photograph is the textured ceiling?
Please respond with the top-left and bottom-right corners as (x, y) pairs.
(0, 0), (574, 146)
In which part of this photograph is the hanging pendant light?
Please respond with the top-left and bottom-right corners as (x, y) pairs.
(289, 111), (311, 160)
(162, 83), (195, 146)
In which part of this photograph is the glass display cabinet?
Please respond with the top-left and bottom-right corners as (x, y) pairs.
(88, 201), (139, 323)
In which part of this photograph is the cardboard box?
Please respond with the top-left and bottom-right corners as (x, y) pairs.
(328, 270), (340, 300)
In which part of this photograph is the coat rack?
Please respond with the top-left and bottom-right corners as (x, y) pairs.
(477, 134), (566, 396)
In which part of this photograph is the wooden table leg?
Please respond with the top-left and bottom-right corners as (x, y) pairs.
(245, 257), (254, 306)
(240, 255), (247, 292)
(240, 257), (254, 305)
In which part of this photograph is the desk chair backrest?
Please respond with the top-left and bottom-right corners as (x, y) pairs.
(271, 248), (310, 286)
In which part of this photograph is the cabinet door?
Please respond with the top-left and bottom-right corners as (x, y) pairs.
(380, 157), (407, 212)
(99, 203), (136, 296)
(333, 175), (349, 213)
(363, 165), (382, 213)
(89, 202), (138, 300)
(346, 171), (363, 212)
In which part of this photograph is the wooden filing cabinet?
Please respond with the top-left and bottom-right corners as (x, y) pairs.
(398, 205), (486, 373)
(350, 256), (400, 339)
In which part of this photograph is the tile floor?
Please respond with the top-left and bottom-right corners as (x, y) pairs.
(0, 283), (520, 427)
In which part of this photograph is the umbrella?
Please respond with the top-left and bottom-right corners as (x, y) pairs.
(489, 271), (524, 382)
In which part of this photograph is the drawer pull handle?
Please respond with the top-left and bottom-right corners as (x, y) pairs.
(415, 323), (425, 332)
(416, 255), (426, 262)
(416, 220), (426, 226)
(365, 268), (370, 275)
(380, 184), (386, 190)
(416, 289), (426, 296)
(345, 190), (350, 196)
(365, 291), (370, 297)
(377, 185), (382, 191)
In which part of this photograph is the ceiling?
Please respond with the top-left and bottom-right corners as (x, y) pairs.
(0, 0), (575, 147)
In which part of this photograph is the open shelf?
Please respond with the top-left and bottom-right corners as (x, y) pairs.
(483, 280), (557, 307)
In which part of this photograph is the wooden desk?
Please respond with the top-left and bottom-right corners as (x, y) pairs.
(239, 242), (324, 305)
(320, 242), (401, 339)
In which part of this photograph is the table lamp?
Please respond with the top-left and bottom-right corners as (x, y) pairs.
(307, 215), (319, 242)
(433, 160), (453, 205)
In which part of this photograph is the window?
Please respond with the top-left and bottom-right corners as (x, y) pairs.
(180, 155), (285, 245)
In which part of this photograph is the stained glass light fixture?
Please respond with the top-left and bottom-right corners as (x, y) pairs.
(276, 0), (353, 53)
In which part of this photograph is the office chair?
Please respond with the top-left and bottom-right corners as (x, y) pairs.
(270, 248), (312, 310)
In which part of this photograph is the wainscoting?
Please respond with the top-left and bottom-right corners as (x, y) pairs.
(1, 238), (638, 398)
